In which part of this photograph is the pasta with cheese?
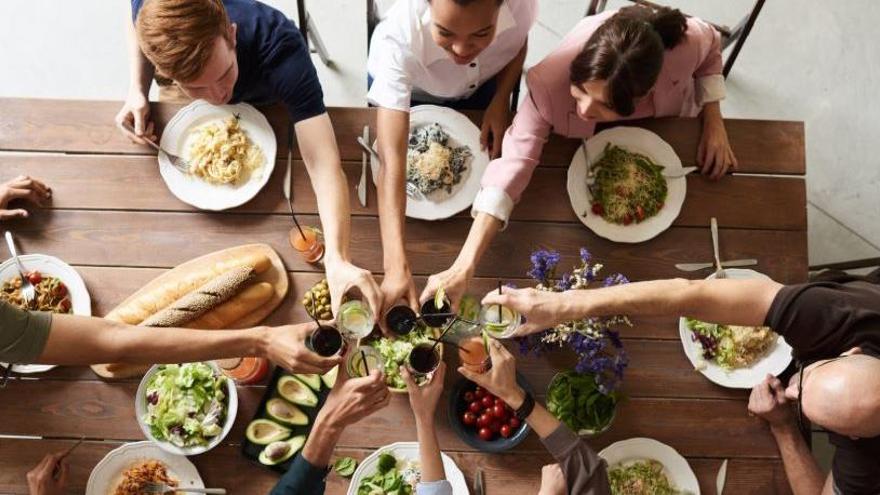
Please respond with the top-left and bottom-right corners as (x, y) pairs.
(187, 115), (264, 185)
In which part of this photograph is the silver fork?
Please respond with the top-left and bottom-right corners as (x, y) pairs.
(143, 482), (226, 494)
(710, 217), (726, 279)
(121, 121), (190, 174)
(355, 136), (427, 201)
(4, 231), (36, 308)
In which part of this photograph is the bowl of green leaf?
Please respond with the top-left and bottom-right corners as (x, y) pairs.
(547, 371), (618, 437)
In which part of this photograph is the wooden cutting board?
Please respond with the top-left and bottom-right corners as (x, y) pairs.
(91, 243), (288, 379)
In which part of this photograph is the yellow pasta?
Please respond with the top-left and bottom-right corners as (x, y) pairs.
(187, 115), (264, 185)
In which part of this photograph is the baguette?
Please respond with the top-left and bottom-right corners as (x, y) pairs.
(141, 266), (255, 327)
(108, 252), (270, 324)
(185, 282), (274, 330)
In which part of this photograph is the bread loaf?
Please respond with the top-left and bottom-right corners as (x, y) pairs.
(185, 282), (274, 329)
(141, 266), (255, 327)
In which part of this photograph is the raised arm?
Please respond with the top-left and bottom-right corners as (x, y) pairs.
(114, 10), (156, 144)
(295, 114), (383, 319)
(480, 41), (528, 158)
(402, 363), (448, 489)
(482, 278), (785, 336)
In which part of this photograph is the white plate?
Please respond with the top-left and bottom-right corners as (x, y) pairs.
(567, 127), (686, 243)
(159, 100), (277, 211)
(135, 362), (238, 456)
(86, 441), (204, 495)
(599, 437), (700, 494)
(0, 254), (91, 373)
(370, 105), (490, 221)
(679, 268), (793, 389)
(347, 441), (469, 495)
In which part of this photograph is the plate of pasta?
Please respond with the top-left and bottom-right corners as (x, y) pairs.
(0, 253), (91, 373)
(159, 100), (276, 211)
(86, 441), (204, 495)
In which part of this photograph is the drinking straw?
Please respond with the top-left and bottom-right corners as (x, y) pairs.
(430, 319), (456, 353)
(497, 280), (503, 322)
(286, 197), (307, 239)
(360, 349), (370, 376)
(428, 337), (470, 353)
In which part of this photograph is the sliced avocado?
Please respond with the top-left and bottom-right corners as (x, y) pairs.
(266, 398), (309, 426)
(294, 373), (322, 392)
(245, 419), (290, 445)
(321, 366), (338, 389)
(277, 375), (319, 408)
(258, 435), (306, 465)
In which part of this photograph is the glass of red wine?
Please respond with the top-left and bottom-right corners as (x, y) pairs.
(406, 342), (441, 378)
(385, 305), (419, 336)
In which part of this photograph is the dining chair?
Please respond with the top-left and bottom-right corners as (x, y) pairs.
(585, 0), (766, 78)
(296, 0), (333, 66)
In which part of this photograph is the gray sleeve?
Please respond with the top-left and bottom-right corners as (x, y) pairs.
(0, 300), (52, 364)
(540, 424), (611, 495)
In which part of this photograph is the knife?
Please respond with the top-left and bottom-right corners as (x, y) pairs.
(716, 459), (728, 495)
(358, 125), (368, 207)
(474, 468), (484, 495)
(674, 259), (758, 272)
(283, 124), (294, 205)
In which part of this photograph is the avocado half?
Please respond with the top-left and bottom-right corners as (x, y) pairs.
(321, 366), (338, 389)
(266, 398), (309, 426)
(258, 435), (307, 465)
(277, 375), (319, 408)
(245, 419), (291, 445)
(294, 373), (323, 392)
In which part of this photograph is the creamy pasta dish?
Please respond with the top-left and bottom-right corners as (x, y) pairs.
(187, 115), (264, 185)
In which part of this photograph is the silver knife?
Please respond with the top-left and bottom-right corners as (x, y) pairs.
(358, 125), (368, 207)
(474, 468), (484, 495)
(283, 125), (293, 205)
(675, 259), (758, 272)
(716, 459), (728, 495)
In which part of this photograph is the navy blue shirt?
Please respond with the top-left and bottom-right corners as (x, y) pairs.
(270, 455), (328, 495)
(132, 0), (326, 123)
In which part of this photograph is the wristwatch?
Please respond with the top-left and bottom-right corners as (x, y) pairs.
(513, 391), (535, 421)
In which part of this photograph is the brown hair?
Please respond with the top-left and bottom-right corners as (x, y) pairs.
(570, 5), (688, 116)
(136, 0), (233, 83)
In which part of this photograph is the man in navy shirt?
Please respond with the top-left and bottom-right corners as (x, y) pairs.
(116, 0), (381, 316)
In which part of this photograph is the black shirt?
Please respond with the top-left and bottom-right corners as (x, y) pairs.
(765, 272), (880, 495)
(132, 0), (326, 123)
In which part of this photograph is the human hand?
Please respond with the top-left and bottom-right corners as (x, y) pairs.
(420, 263), (473, 314)
(481, 287), (568, 336)
(402, 361), (446, 424)
(480, 98), (511, 159)
(748, 374), (795, 428)
(325, 259), (383, 319)
(263, 323), (343, 374)
(697, 115), (737, 180)
(114, 89), (156, 145)
(457, 339), (524, 408)
(379, 264), (419, 335)
(26, 452), (67, 495)
(319, 367), (391, 430)
(537, 463), (567, 495)
(0, 175), (52, 221)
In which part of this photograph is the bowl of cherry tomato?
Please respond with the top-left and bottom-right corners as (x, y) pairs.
(447, 374), (532, 453)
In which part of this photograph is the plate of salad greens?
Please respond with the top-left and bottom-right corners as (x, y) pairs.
(567, 127), (686, 243)
(135, 362), (237, 456)
(347, 442), (469, 495)
(366, 325), (442, 393)
(600, 438), (699, 495)
(547, 371), (618, 437)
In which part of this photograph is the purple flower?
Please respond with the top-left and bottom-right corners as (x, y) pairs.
(556, 273), (574, 291)
(528, 249), (561, 284)
(603, 273), (629, 287)
(579, 247), (592, 263)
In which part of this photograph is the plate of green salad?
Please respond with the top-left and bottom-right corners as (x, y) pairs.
(567, 127), (686, 243)
(600, 438), (699, 495)
(367, 325), (442, 393)
(135, 361), (237, 456)
(346, 442), (469, 495)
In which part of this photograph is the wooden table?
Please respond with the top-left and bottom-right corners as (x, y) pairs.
(0, 98), (805, 494)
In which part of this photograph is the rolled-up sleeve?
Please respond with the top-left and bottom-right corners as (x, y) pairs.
(367, 32), (414, 112)
(0, 301), (52, 364)
(690, 18), (726, 105)
(472, 69), (554, 228)
(416, 480), (453, 495)
(540, 424), (610, 495)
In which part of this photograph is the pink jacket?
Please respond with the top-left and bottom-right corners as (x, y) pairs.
(472, 11), (724, 225)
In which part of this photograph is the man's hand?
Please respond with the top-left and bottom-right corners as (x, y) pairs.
(748, 374), (795, 428)
(379, 265), (419, 334)
(458, 339), (524, 408)
(481, 287), (567, 336)
(480, 99), (510, 159)
(0, 175), (51, 221)
(402, 361), (446, 424)
(319, 368), (391, 430)
(421, 263), (472, 313)
(537, 464), (567, 495)
(325, 259), (383, 319)
(26, 453), (67, 495)
(115, 89), (156, 145)
(263, 323), (343, 374)
(697, 108), (737, 180)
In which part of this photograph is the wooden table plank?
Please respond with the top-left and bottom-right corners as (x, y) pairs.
(0, 154), (807, 230)
(0, 438), (791, 495)
(3, 210), (809, 283)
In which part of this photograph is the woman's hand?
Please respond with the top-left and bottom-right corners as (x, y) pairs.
(481, 287), (569, 337)
(420, 263), (473, 314)
(0, 175), (51, 221)
(402, 361), (446, 425)
(319, 368), (391, 430)
(324, 259), (383, 320)
(480, 98), (511, 159)
(457, 339), (525, 409)
(263, 323), (343, 374)
(697, 103), (737, 180)
(378, 264), (419, 335)
(26, 452), (67, 495)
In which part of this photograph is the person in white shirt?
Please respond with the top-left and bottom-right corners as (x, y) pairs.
(368, 0), (538, 327)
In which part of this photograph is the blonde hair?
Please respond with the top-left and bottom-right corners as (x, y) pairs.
(136, 0), (233, 83)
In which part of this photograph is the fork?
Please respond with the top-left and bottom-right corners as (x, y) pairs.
(710, 217), (725, 279)
(355, 136), (427, 201)
(121, 121), (190, 174)
(4, 231), (36, 308)
(143, 482), (226, 494)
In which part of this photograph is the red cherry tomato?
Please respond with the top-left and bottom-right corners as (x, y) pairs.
(474, 388), (486, 399)
(53, 283), (67, 297)
(494, 397), (505, 407)
(463, 391), (475, 403)
(27, 271), (42, 285)
(462, 412), (477, 426)
(492, 404), (507, 420)
(478, 427), (493, 441)
(481, 396), (494, 409)
(59, 298), (71, 312)
(591, 202), (603, 215)
(508, 417), (521, 429)
(489, 420), (502, 433)
(477, 413), (492, 428)
(468, 401), (482, 414)
(500, 424), (512, 438)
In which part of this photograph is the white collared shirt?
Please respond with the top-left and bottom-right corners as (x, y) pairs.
(367, 0), (538, 111)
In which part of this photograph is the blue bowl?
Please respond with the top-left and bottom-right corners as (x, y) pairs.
(447, 373), (533, 453)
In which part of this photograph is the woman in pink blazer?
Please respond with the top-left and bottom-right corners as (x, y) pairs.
(421, 5), (737, 309)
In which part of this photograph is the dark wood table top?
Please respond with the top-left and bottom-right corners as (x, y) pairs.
(0, 98), (804, 494)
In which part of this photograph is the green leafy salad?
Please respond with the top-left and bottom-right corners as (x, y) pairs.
(589, 144), (667, 225)
(608, 460), (685, 495)
(547, 371), (617, 435)
(369, 328), (432, 390)
(357, 453), (419, 495)
(686, 318), (777, 370)
(143, 362), (228, 447)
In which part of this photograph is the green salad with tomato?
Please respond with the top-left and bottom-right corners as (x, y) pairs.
(547, 371), (618, 435)
(588, 144), (667, 225)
